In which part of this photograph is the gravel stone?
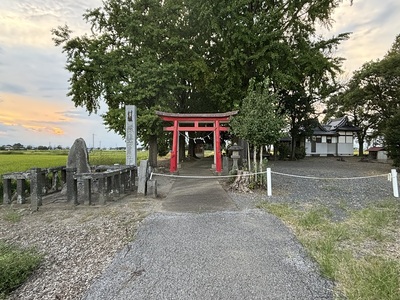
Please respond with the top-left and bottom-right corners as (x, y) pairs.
(1, 157), (396, 299)
(0, 196), (153, 300)
(230, 157), (396, 219)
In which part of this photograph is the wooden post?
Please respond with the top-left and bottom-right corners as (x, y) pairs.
(266, 168), (272, 197)
(391, 169), (399, 198)
(215, 120), (222, 173)
(170, 120), (178, 173)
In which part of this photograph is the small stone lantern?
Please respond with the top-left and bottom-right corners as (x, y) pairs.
(228, 143), (243, 171)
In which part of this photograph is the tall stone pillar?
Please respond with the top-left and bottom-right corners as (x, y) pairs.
(126, 105), (137, 166)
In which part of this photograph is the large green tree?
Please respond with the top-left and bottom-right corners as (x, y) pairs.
(53, 0), (211, 166)
(384, 112), (400, 167)
(326, 34), (400, 156)
(53, 0), (349, 164)
(182, 0), (349, 159)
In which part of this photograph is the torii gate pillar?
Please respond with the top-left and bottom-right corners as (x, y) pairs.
(156, 111), (238, 173)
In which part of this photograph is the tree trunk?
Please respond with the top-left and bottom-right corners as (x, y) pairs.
(188, 132), (197, 158)
(247, 143), (251, 172)
(253, 146), (257, 182)
(290, 116), (297, 160)
(230, 170), (252, 193)
(357, 130), (367, 157)
(148, 134), (158, 167)
(259, 145), (264, 185)
(179, 134), (185, 161)
(290, 135), (296, 160)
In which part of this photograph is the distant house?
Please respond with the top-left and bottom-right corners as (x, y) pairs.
(305, 116), (360, 157)
(367, 146), (388, 161)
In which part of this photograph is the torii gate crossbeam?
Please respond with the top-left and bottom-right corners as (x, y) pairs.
(156, 111), (238, 173)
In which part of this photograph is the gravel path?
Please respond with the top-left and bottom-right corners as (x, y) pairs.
(83, 210), (333, 300)
(230, 157), (395, 219)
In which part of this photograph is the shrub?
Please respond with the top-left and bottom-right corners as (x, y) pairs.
(295, 146), (306, 159)
(0, 242), (42, 297)
(277, 143), (290, 160)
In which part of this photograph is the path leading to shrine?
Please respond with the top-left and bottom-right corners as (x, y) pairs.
(83, 157), (333, 299)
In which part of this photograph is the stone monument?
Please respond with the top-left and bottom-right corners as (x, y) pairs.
(63, 138), (91, 202)
(126, 105), (137, 166)
(67, 138), (90, 173)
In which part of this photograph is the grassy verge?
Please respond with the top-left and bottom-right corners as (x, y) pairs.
(0, 241), (42, 299)
(258, 200), (400, 300)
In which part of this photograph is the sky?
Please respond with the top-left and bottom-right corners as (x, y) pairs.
(0, 0), (399, 148)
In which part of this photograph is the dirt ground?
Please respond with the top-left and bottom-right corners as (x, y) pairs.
(0, 156), (398, 299)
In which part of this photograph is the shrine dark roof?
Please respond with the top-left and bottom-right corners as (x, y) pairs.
(313, 116), (360, 135)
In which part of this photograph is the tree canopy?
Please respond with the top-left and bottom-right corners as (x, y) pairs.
(53, 0), (349, 162)
(326, 34), (400, 156)
(230, 79), (285, 147)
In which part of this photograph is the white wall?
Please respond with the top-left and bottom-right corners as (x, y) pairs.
(337, 143), (353, 156)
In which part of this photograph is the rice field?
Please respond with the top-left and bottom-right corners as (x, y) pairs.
(0, 150), (151, 202)
(0, 150), (152, 176)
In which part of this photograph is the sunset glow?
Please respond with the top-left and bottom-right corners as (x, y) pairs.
(0, 93), (69, 141)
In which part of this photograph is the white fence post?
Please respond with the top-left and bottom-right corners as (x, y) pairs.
(266, 168), (272, 197)
(391, 169), (399, 198)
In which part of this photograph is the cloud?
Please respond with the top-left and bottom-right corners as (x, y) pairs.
(318, 0), (400, 74)
(0, 45), (71, 103)
(0, 92), (71, 131)
(0, 82), (27, 94)
(61, 109), (90, 119)
(0, 0), (103, 48)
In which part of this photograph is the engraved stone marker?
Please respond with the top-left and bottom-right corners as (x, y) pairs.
(126, 105), (137, 166)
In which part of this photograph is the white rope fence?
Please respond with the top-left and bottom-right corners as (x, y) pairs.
(271, 171), (389, 181)
(150, 171), (266, 180)
(150, 168), (399, 198)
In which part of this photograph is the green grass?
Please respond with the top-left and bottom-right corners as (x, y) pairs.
(0, 241), (42, 298)
(259, 200), (400, 300)
(0, 151), (69, 175)
(0, 150), (150, 175)
(2, 209), (22, 223)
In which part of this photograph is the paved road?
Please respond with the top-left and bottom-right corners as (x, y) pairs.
(83, 158), (333, 299)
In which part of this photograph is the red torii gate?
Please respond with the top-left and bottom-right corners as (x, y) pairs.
(156, 111), (238, 173)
